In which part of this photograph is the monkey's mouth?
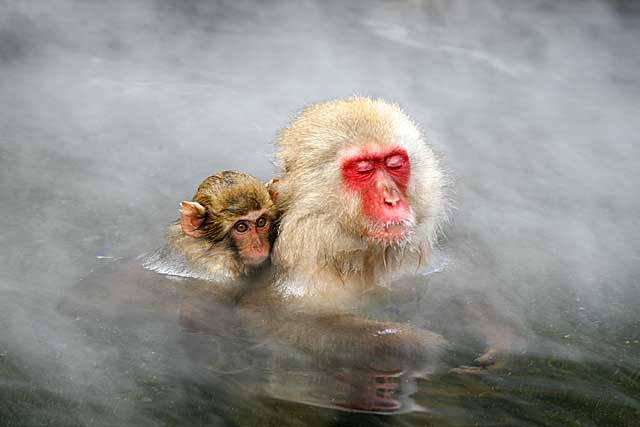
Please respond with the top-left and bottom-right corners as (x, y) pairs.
(243, 254), (269, 267)
(366, 219), (412, 243)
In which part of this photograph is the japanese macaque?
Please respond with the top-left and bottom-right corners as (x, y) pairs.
(238, 97), (449, 371)
(143, 171), (276, 282)
(272, 97), (447, 302)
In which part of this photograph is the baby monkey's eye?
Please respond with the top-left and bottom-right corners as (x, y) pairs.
(234, 221), (249, 233)
(256, 216), (268, 228)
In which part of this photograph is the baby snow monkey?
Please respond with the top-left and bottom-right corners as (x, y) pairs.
(144, 171), (276, 282)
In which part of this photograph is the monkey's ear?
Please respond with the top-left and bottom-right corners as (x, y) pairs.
(265, 178), (280, 202)
(180, 201), (206, 238)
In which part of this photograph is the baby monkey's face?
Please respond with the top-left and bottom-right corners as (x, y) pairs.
(228, 207), (272, 267)
(179, 170), (277, 274)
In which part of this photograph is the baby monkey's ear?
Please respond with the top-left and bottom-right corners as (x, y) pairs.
(180, 201), (206, 237)
(265, 178), (280, 202)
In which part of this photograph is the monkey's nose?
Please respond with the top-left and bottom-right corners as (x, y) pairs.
(383, 189), (400, 207)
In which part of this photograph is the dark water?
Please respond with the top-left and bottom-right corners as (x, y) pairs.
(1, 1), (639, 426)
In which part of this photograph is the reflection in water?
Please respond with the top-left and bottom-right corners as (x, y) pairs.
(52, 257), (640, 426)
(176, 265), (440, 415)
(58, 258), (434, 418)
(267, 362), (421, 414)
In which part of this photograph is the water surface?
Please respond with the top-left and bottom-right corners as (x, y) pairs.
(1, 1), (639, 426)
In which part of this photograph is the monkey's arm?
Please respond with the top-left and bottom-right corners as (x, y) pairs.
(239, 302), (446, 373)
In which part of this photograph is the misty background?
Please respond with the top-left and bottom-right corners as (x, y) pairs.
(1, 0), (639, 425)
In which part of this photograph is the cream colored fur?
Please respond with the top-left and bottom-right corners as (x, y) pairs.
(272, 97), (448, 303)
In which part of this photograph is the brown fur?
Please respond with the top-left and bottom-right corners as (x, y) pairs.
(191, 171), (273, 243)
(145, 171), (275, 282)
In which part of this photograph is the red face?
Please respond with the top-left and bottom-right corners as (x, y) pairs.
(230, 209), (271, 266)
(340, 146), (412, 242)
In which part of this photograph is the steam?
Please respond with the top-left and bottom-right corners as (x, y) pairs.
(1, 0), (638, 424)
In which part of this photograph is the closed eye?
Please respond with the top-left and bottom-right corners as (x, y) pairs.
(355, 160), (375, 173)
(386, 154), (407, 170)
